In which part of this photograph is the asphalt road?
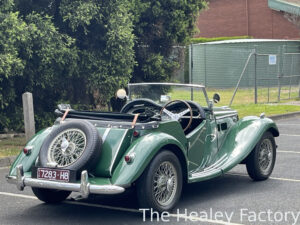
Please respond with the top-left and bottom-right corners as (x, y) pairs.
(0, 116), (300, 225)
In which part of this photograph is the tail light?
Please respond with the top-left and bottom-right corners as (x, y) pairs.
(133, 131), (139, 137)
(23, 146), (33, 155)
(124, 153), (135, 163)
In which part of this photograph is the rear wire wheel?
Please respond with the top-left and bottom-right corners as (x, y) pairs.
(32, 188), (71, 203)
(39, 120), (102, 174)
(137, 150), (182, 212)
(34, 120), (102, 202)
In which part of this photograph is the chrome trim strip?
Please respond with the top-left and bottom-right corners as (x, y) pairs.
(188, 161), (199, 167)
(128, 82), (205, 88)
(208, 154), (228, 169)
(7, 165), (124, 196)
(75, 119), (159, 130)
(101, 128), (111, 142)
(215, 113), (238, 120)
(109, 130), (128, 173)
(214, 111), (237, 115)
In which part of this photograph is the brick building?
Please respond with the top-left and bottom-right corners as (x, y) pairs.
(196, 0), (300, 39)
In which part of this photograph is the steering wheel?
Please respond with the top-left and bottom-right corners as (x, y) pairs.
(120, 99), (161, 113)
(160, 100), (193, 132)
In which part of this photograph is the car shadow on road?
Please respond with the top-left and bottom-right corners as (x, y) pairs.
(12, 173), (279, 225)
(79, 173), (274, 210)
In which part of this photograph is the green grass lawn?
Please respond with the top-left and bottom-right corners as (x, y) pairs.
(231, 104), (300, 118)
(206, 87), (300, 105)
(207, 88), (300, 117)
(205, 88), (300, 117)
(169, 86), (300, 117)
(0, 137), (25, 158)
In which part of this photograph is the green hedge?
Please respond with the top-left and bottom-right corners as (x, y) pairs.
(190, 36), (251, 44)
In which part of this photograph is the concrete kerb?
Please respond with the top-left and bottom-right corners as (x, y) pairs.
(0, 111), (300, 167)
(0, 156), (17, 168)
(268, 111), (300, 121)
(0, 133), (25, 139)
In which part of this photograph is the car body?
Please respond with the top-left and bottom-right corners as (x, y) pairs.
(7, 83), (279, 211)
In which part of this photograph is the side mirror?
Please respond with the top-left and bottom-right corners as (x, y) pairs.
(213, 93), (220, 104)
(116, 89), (127, 99)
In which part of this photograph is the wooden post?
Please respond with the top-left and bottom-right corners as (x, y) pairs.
(22, 92), (35, 141)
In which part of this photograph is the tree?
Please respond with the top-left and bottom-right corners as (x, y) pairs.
(0, 0), (206, 131)
(0, 0), (25, 109)
(0, 0), (78, 130)
(16, 0), (136, 108)
(1, 0), (136, 131)
(130, 0), (207, 82)
(0, 0), (26, 130)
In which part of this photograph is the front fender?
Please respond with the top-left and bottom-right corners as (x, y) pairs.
(111, 132), (187, 186)
(9, 127), (52, 176)
(217, 116), (279, 173)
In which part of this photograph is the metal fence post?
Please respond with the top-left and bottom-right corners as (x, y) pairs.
(229, 50), (255, 107)
(298, 78), (300, 98)
(254, 47), (257, 104)
(22, 92), (35, 141)
(189, 44), (194, 100)
(189, 44), (192, 84)
(298, 63), (300, 97)
(277, 46), (282, 102)
(204, 44), (207, 87)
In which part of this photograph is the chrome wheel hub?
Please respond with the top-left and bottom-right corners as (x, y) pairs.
(48, 129), (87, 167)
(167, 177), (174, 192)
(153, 161), (177, 206)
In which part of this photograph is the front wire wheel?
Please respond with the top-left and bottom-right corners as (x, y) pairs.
(137, 150), (182, 212)
(257, 138), (274, 175)
(246, 132), (276, 181)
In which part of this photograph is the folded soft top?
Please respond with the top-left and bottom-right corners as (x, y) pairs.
(55, 109), (150, 122)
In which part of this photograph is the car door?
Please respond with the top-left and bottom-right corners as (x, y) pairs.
(186, 112), (219, 171)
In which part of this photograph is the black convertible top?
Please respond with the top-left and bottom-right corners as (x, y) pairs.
(55, 109), (150, 122)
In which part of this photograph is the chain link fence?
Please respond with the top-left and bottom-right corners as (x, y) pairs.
(188, 40), (300, 105)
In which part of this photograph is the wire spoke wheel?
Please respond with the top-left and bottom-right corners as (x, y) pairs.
(258, 139), (273, 175)
(153, 161), (178, 206)
(48, 128), (87, 167)
(137, 150), (182, 212)
(246, 132), (276, 181)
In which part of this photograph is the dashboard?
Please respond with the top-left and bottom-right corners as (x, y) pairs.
(120, 99), (206, 121)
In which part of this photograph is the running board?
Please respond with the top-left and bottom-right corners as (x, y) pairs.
(188, 155), (229, 182)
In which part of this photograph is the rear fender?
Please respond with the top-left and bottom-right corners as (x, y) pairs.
(111, 132), (187, 186)
(217, 116), (279, 173)
(9, 127), (52, 176)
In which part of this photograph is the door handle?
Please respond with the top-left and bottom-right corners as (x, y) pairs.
(206, 134), (216, 142)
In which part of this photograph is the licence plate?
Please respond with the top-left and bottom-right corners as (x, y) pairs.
(37, 168), (70, 182)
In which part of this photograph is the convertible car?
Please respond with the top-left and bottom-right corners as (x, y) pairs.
(6, 83), (279, 212)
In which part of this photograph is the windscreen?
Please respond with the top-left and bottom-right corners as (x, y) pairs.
(128, 83), (208, 107)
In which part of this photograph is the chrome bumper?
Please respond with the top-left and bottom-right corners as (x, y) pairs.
(6, 165), (125, 198)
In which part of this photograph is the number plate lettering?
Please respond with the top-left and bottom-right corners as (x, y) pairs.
(37, 168), (70, 182)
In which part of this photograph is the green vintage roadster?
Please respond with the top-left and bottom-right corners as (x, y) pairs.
(7, 83), (279, 212)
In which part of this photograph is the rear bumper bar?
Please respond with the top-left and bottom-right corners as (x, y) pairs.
(6, 165), (125, 198)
